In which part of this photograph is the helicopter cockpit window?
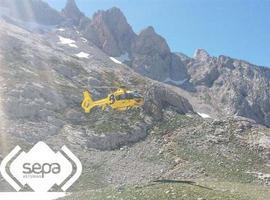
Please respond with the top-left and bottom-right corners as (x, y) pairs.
(118, 94), (127, 100)
(117, 92), (142, 100)
(132, 92), (142, 98)
(126, 93), (134, 99)
(127, 91), (142, 99)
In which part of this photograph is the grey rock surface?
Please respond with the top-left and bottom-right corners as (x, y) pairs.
(82, 7), (136, 57)
(185, 51), (270, 127)
(144, 83), (194, 120)
(131, 26), (188, 82)
(0, 20), (192, 150)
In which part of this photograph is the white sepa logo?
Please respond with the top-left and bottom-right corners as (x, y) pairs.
(0, 142), (82, 192)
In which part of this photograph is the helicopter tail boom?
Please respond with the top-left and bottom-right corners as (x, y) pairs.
(81, 90), (95, 113)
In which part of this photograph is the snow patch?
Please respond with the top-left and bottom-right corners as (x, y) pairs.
(75, 52), (90, 59)
(164, 78), (187, 85)
(115, 52), (130, 62)
(185, 113), (193, 118)
(20, 67), (38, 76)
(80, 37), (88, 43)
(57, 28), (65, 32)
(68, 43), (78, 48)
(58, 36), (78, 48)
(110, 57), (122, 64)
(109, 52), (130, 64)
(32, 82), (44, 88)
(197, 112), (211, 119)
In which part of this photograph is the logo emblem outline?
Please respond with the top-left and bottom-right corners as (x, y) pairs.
(0, 142), (82, 192)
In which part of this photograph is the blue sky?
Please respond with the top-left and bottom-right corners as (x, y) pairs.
(46, 0), (270, 67)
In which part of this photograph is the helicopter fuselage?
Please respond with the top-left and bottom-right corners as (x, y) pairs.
(81, 87), (144, 113)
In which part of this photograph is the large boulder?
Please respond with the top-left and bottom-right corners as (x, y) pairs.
(144, 83), (194, 120)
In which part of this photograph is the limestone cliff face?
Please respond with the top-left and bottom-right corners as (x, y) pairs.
(83, 7), (136, 57)
(131, 26), (188, 82)
(185, 50), (270, 127)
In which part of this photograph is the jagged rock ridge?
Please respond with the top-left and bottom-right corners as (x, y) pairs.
(83, 7), (136, 57)
(61, 0), (85, 26)
(186, 50), (270, 127)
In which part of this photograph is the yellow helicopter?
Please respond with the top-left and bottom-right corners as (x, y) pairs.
(81, 86), (144, 113)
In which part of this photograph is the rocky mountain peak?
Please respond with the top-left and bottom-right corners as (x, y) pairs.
(133, 26), (170, 56)
(86, 7), (136, 56)
(131, 26), (188, 82)
(62, 0), (84, 25)
(194, 48), (211, 62)
(141, 26), (155, 34)
(65, 0), (77, 7)
(105, 7), (125, 18)
(92, 7), (129, 29)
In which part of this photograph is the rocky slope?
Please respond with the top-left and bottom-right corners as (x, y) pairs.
(0, 17), (197, 191)
(0, 20), (194, 150)
(60, 0), (270, 128)
(183, 49), (270, 127)
(2, 0), (269, 129)
(0, 1), (270, 199)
